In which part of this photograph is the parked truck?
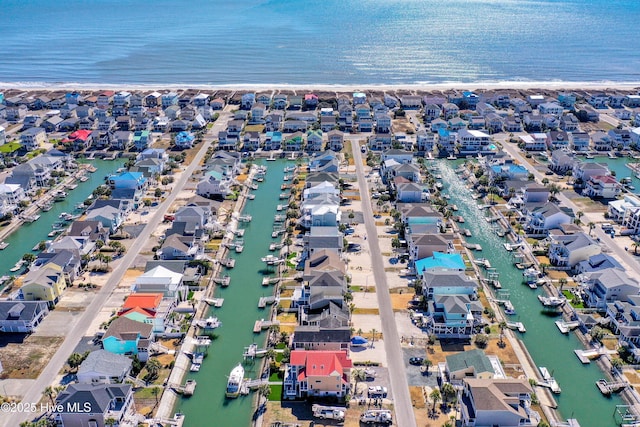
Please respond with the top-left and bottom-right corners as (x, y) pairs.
(360, 409), (392, 424)
(312, 404), (346, 421)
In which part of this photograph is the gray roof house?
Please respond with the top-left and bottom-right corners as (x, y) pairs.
(53, 383), (135, 427)
(0, 301), (49, 333)
(304, 226), (343, 257)
(583, 268), (640, 311)
(77, 350), (133, 385)
(292, 325), (351, 351)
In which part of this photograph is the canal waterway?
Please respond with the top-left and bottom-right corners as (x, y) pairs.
(436, 159), (623, 427)
(177, 159), (287, 427)
(0, 159), (124, 279)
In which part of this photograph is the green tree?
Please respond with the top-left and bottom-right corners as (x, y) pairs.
(43, 386), (57, 406)
(430, 388), (441, 414)
(498, 321), (507, 348)
(422, 358), (433, 376)
(474, 334), (488, 348)
(441, 382), (457, 404)
(144, 358), (162, 383)
(154, 187), (163, 198)
(588, 222), (596, 236)
(352, 369), (366, 395)
(66, 352), (85, 372)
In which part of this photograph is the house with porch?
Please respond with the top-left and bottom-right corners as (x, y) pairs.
(548, 232), (601, 269)
(20, 264), (67, 308)
(284, 350), (352, 400)
(53, 384), (136, 427)
(460, 378), (539, 427)
(102, 316), (153, 361)
(443, 349), (503, 384)
(77, 350), (133, 385)
(525, 203), (573, 235)
(132, 265), (186, 301)
(0, 301), (49, 333)
(583, 175), (622, 199)
(583, 268), (640, 311)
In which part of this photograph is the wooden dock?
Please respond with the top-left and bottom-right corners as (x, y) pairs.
(203, 298), (224, 307)
(555, 320), (580, 334)
(253, 319), (280, 333)
(171, 380), (197, 396)
(258, 295), (278, 308)
(220, 258), (236, 268)
(506, 321), (526, 333)
(262, 276), (280, 286)
(596, 379), (627, 395)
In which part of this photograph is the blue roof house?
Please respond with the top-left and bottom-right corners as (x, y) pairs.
(108, 171), (147, 191)
(415, 252), (465, 273)
(102, 317), (153, 362)
(175, 131), (196, 149)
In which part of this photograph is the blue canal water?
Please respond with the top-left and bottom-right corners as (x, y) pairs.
(0, 159), (124, 279)
(0, 0), (639, 84)
(436, 159), (622, 427)
(176, 160), (287, 427)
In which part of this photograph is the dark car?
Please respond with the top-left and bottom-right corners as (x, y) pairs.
(409, 357), (424, 366)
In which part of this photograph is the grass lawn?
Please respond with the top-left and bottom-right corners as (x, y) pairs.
(269, 371), (283, 382)
(275, 342), (286, 350)
(0, 142), (21, 153)
(268, 384), (283, 401)
(563, 290), (585, 308)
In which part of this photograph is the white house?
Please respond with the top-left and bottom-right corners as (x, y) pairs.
(549, 232), (601, 268)
(583, 175), (622, 199)
(525, 204), (573, 235)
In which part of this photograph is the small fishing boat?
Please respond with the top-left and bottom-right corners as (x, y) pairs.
(10, 260), (25, 272)
(0, 241), (9, 250)
(226, 364), (245, 398)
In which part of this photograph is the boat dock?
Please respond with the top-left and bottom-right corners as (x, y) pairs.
(253, 319), (280, 333)
(220, 258), (235, 268)
(262, 276), (280, 286)
(213, 275), (231, 287)
(538, 366), (561, 394)
(555, 320), (580, 334)
(203, 298), (224, 307)
(574, 347), (618, 364)
(243, 343), (269, 360)
(506, 321), (526, 333)
(596, 379), (627, 395)
(258, 295), (278, 308)
(170, 379), (197, 396)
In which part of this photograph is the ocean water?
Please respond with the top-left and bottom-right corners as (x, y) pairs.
(1, 0), (638, 85)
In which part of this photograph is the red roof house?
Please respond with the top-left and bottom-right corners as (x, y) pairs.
(284, 350), (352, 400)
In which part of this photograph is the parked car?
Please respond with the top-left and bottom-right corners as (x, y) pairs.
(409, 357), (424, 366)
(368, 386), (388, 398)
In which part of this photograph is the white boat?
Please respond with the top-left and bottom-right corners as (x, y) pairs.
(42, 203), (53, 212)
(0, 241), (9, 250)
(247, 194), (255, 200)
(195, 316), (222, 329)
(261, 255), (284, 265)
(226, 363), (244, 398)
(538, 295), (566, 308)
(79, 176), (89, 182)
(538, 366), (561, 394)
(10, 260), (25, 272)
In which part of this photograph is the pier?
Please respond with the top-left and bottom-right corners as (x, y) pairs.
(253, 319), (280, 333)
(596, 379), (627, 395)
(203, 298), (224, 307)
(555, 320), (580, 334)
(170, 379), (197, 397)
(258, 295), (278, 308)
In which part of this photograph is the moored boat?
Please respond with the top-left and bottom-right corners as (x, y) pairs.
(226, 363), (244, 398)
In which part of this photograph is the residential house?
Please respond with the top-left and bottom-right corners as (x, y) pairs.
(103, 316), (153, 361)
(284, 350), (352, 400)
(560, 113), (580, 131)
(573, 161), (610, 183)
(606, 295), (640, 359)
(415, 252), (465, 274)
(608, 129), (632, 150)
(457, 129), (493, 154)
(303, 249), (345, 281)
(62, 129), (93, 151)
(161, 92), (179, 108)
(272, 94), (288, 110)
(53, 384), (136, 427)
(304, 226), (343, 257)
(68, 221), (110, 243)
(107, 171), (147, 191)
(539, 102), (563, 116)
(591, 131), (613, 151)
(292, 325), (351, 351)
(549, 232), (601, 268)
(444, 349), (502, 383)
(421, 269), (477, 299)
(175, 131), (195, 149)
(20, 127), (47, 151)
(0, 301), (49, 333)
(284, 132), (304, 151)
(77, 350), (133, 385)
(416, 131), (435, 152)
(250, 102), (267, 124)
(85, 205), (123, 233)
(396, 182), (427, 203)
(309, 151), (339, 173)
(460, 378), (538, 427)
(584, 175), (622, 198)
(306, 129), (323, 152)
(608, 194), (640, 232)
(20, 263), (67, 308)
(549, 150), (576, 174)
(525, 204), (573, 235)
(575, 253), (623, 275)
(568, 132), (590, 152)
(583, 268), (640, 311)
(132, 130), (150, 151)
(427, 293), (481, 338)
(518, 133), (547, 151)
(0, 183), (26, 207)
(158, 234), (199, 260)
(132, 266), (185, 301)
(265, 112), (283, 132)
(320, 115), (337, 132)
(241, 93), (256, 110)
(111, 131), (133, 150)
(367, 134), (392, 151)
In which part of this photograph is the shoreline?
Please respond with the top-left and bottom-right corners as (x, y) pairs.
(2, 80), (640, 92)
